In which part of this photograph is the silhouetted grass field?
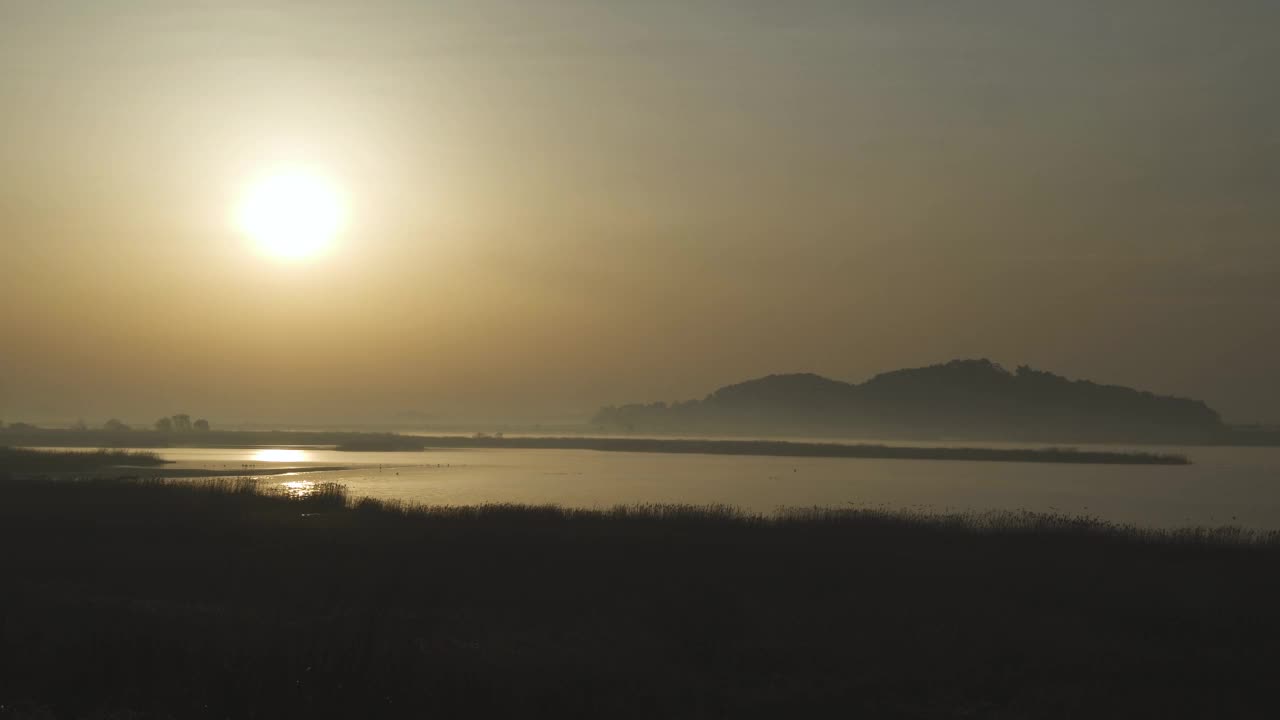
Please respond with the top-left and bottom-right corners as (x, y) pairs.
(3, 476), (1280, 719)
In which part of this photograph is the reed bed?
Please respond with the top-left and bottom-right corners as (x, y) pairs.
(3, 475), (1279, 719)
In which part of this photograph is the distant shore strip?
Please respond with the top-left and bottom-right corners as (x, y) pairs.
(2, 432), (1190, 465)
(341, 435), (1190, 465)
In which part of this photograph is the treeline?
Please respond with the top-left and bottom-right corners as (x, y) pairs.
(152, 414), (211, 432)
(0, 414), (211, 433)
(595, 359), (1228, 443)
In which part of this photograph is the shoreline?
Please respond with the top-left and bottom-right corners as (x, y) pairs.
(405, 436), (1190, 465)
(5, 432), (1190, 465)
(5, 425), (1276, 450)
(14, 465), (354, 480)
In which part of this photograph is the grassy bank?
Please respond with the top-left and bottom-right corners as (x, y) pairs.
(0, 446), (168, 475)
(3, 477), (1278, 718)
(0, 446), (350, 480)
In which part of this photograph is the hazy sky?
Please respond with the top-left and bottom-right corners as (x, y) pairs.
(2, 1), (1278, 425)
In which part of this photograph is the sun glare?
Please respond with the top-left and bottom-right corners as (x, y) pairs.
(253, 448), (309, 463)
(236, 170), (346, 259)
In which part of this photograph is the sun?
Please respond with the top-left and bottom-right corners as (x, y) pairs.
(236, 169), (346, 259)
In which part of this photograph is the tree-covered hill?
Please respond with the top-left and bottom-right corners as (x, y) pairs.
(593, 359), (1224, 442)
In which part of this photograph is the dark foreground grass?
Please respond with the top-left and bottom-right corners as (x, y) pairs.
(3, 478), (1280, 719)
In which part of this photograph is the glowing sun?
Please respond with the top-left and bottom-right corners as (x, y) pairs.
(236, 170), (346, 259)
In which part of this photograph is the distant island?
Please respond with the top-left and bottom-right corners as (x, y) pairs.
(593, 359), (1230, 444)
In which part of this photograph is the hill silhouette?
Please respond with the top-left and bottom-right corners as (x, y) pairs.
(593, 359), (1224, 442)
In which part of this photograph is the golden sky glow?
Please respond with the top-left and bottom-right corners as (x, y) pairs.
(1, 2), (1278, 424)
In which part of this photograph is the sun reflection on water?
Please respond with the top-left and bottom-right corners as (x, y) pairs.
(253, 448), (308, 463)
(280, 480), (317, 498)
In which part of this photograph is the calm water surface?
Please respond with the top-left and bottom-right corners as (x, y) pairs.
(108, 443), (1280, 529)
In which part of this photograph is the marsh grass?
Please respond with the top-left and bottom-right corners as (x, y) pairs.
(3, 476), (1280, 719)
(0, 446), (167, 475)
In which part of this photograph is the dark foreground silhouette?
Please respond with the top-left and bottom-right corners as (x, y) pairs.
(3, 477), (1279, 719)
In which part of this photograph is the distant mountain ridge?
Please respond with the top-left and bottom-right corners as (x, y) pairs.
(592, 359), (1224, 442)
